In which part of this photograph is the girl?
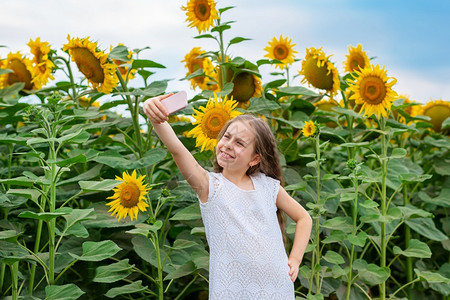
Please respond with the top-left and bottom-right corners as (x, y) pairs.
(143, 94), (312, 299)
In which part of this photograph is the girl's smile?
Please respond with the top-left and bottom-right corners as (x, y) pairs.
(216, 121), (260, 172)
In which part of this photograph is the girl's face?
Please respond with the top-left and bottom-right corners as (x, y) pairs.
(216, 120), (261, 172)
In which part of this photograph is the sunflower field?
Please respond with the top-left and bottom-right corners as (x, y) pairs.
(0, 1), (449, 300)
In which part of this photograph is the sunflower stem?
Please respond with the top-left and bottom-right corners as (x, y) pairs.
(54, 55), (78, 101)
(152, 233), (164, 300)
(379, 117), (388, 300)
(116, 70), (144, 158)
(346, 171), (359, 300)
(216, 18), (227, 90)
(403, 184), (413, 298)
(312, 133), (322, 294)
(10, 262), (19, 300)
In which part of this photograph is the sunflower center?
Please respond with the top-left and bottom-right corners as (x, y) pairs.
(119, 183), (140, 208)
(350, 54), (366, 71)
(359, 76), (386, 105)
(70, 48), (105, 83)
(202, 109), (229, 139)
(274, 45), (289, 60)
(7, 59), (33, 90)
(195, 0), (211, 21)
(228, 71), (255, 103)
(303, 57), (333, 90)
(424, 104), (450, 131)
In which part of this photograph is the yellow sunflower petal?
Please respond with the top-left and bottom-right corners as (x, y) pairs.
(418, 99), (450, 132)
(63, 35), (118, 94)
(347, 64), (398, 119)
(182, 0), (219, 33)
(105, 170), (151, 221)
(188, 94), (241, 151)
(344, 44), (370, 73)
(264, 34), (298, 69)
(299, 47), (340, 98)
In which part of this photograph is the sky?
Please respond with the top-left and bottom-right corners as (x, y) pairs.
(1, 0), (450, 104)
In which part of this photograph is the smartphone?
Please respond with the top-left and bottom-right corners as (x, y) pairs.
(161, 91), (188, 115)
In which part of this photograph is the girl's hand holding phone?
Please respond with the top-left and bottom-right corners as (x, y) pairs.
(143, 91), (187, 124)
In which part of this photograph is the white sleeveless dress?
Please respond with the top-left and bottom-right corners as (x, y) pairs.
(199, 172), (295, 300)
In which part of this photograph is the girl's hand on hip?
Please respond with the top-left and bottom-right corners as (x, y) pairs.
(143, 94), (172, 124)
(288, 258), (300, 282)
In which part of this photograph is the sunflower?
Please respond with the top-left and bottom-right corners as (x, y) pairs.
(418, 99), (450, 132)
(347, 64), (398, 119)
(227, 70), (263, 108)
(0, 52), (36, 90)
(106, 170), (150, 221)
(299, 47), (340, 98)
(344, 44), (370, 73)
(27, 37), (55, 89)
(302, 120), (317, 137)
(182, 0), (219, 33)
(188, 94), (241, 151)
(110, 43), (135, 81)
(182, 47), (218, 91)
(63, 35), (118, 94)
(264, 35), (298, 69)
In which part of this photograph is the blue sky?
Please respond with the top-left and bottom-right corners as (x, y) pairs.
(1, 0), (449, 103)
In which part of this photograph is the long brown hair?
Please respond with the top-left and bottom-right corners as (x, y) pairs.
(213, 114), (287, 241)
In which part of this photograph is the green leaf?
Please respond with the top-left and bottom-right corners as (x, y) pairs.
(211, 24), (231, 33)
(45, 284), (85, 300)
(105, 281), (147, 298)
(393, 239), (432, 258)
(272, 117), (304, 129)
(165, 239), (198, 250)
(69, 240), (121, 261)
(359, 200), (379, 209)
(164, 261), (196, 280)
(132, 59), (165, 69)
(93, 259), (133, 283)
(406, 218), (448, 241)
(415, 269), (450, 284)
(322, 217), (353, 233)
(58, 164), (102, 186)
(0, 230), (20, 241)
(399, 173), (433, 184)
(228, 37), (251, 46)
(420, 188), (450, 208)
(58, 130), (90, 145)
(19, 208), (72, 222)
(347, 232), (368, 247)
(194, 33), (216, 40)
(63, 209), (96, 231)
(398, 204), (432, 219)
(277, 86), (319, 97)
(0, 193), (27, 209)
(126, 221), (163, 236)
(170, 204), (201, 221)
(0, 82), (25, 98)
(131, 235), (173, 272)
(109, 45), (130, 61)
(246, 97), (280, 113)
(390, 148), (407, 159)
(7, 188), (41, 203)
(323, 250), (345, 264)
(358, 264), (390, 285)
(321, 231), (346, 244)
(79, 179), (120, 192)
(0, 176), (35, 187)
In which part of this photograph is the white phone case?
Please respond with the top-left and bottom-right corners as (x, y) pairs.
(161, 91), (188, 115)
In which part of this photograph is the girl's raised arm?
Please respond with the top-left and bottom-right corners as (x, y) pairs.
(143, 94), (209, 202)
